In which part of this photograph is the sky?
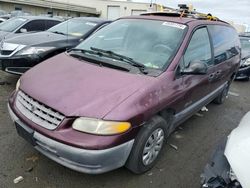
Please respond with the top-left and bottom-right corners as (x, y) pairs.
(133, 0), (250, 29)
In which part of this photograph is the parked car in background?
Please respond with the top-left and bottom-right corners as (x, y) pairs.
(0, 17), (110, 75)
(10, 10), (31, 17)
(201, 112), (250, 188)
(8, 11), (240, 174)
(0, 10), (7, 16)
(0, 16), (61, 41)
(0, 17), (6, 23)
(235, 32), (250, 80)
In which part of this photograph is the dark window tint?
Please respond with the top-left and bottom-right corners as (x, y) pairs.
(45, 20), (60, 30)
(21, 20), (46, 32)
(208, 25), (240, 64)
(184, 27), (212, 67)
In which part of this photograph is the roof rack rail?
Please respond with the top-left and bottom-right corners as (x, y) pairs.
(141, 4), (226, 23)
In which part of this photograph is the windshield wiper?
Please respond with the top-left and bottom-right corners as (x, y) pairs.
(69, 48), (100, 55)
(90, 47), (147, 73)
(51, 31), (66, 35)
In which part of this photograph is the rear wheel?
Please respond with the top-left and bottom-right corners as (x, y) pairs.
(125, 116), (168, 174)
(213, 82), (230, 104)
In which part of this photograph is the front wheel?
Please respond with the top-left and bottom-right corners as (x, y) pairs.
(125, 116), (168, 174)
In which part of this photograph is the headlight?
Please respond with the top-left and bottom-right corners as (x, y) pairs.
(242, 58), (250, 66)
(16, 46), (55, 56)
(72, 117), (131, 135)
(16, 79), (20, 91)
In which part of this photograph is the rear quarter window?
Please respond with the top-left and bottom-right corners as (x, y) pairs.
(208, 25), (240, 64)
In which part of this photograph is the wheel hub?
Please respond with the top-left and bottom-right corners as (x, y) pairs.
(142, 128), (164, 166)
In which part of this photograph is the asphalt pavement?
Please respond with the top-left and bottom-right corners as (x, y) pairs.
(0, 71), (249, 188)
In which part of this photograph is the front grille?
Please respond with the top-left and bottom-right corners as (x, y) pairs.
(16, 91), (65, 130)
(0, 50), (13, 56)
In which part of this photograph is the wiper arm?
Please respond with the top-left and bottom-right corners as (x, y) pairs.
(69, 48), (103, 56)
(51, 31), (66, 35)
(90, 47), (146, 70)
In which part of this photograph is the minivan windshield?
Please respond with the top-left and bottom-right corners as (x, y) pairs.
(0, 17), (27, 32)
(240, 37), (250, 51)
(48, 19), (97, 37)
(75, 19), (186, 70)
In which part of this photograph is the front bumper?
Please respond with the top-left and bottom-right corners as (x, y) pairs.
(235, 65), (250, 80)
(8, 104), (134, 174)
(0, 55), (41, 75)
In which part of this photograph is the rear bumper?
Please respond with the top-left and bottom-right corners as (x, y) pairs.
(235, 65), (250, 80)
(8, 104), (134, 174)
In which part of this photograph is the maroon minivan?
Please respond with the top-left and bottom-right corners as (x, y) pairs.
(8, 12), (241, 174)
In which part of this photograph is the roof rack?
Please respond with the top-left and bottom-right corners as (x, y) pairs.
(141, 4), (223, 22)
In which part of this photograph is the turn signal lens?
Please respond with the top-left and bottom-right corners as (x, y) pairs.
(72, 117), (131, 135)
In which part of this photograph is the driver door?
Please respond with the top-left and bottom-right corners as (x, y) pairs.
(178, 27), (214, 116)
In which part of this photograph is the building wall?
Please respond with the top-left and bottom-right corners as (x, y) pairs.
(0, 0), (98, 17)
(53, 0), (158, 19)
(0, 0), (162, 19)
(227, 21), (247, 33)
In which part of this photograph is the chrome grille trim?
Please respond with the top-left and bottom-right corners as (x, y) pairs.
(16, 91), (65, 130)
(0, 43), (26, 57)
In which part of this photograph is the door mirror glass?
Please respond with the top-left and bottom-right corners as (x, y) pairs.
(20, 28), (27, 33)
(181, 60), (208, 75)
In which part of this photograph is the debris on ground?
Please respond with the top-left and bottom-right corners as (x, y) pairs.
(26, 156), (39, 162)
(35, 177), (38, 182)
(169, 143), (178, 150)
(13, 176), (24, 184)
(201, 106), (208, 112)
(0, 81), (11, 86)
(228, 91), (239, 97)
(195, 112), (204, 117)
(159, 168), (164, 172)
(178, 126), (183, 130)
(174, 134), (183, 139)
(147, 172), (153, 176)
(25, 167), (33, 173)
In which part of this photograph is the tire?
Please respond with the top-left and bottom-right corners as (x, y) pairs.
(125, 116), (169, 174)
(213, 82), (230, 104)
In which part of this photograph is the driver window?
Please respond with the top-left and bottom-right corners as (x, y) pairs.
(183, 27), (212, 68)
(18, 20), (45, 33)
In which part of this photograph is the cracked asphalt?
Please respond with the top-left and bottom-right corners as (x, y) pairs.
(0, 71), (249, 188)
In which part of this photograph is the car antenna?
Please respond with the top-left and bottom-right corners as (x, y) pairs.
(66, 0), (69, 50)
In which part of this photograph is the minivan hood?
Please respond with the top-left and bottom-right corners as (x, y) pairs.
(225, 112), (250, 188)
(5, 31), (77, 46)
(20, 53), (154, 118)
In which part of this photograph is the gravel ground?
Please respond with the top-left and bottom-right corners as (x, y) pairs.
(0, 71), (249, 188)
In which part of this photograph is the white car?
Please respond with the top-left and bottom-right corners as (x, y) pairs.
(201, 112), (250, 188)
(0, 18), (6, 23)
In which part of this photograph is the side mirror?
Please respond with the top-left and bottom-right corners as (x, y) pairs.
(181, 60), (208, 75)
(20, 28), (27, 33)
